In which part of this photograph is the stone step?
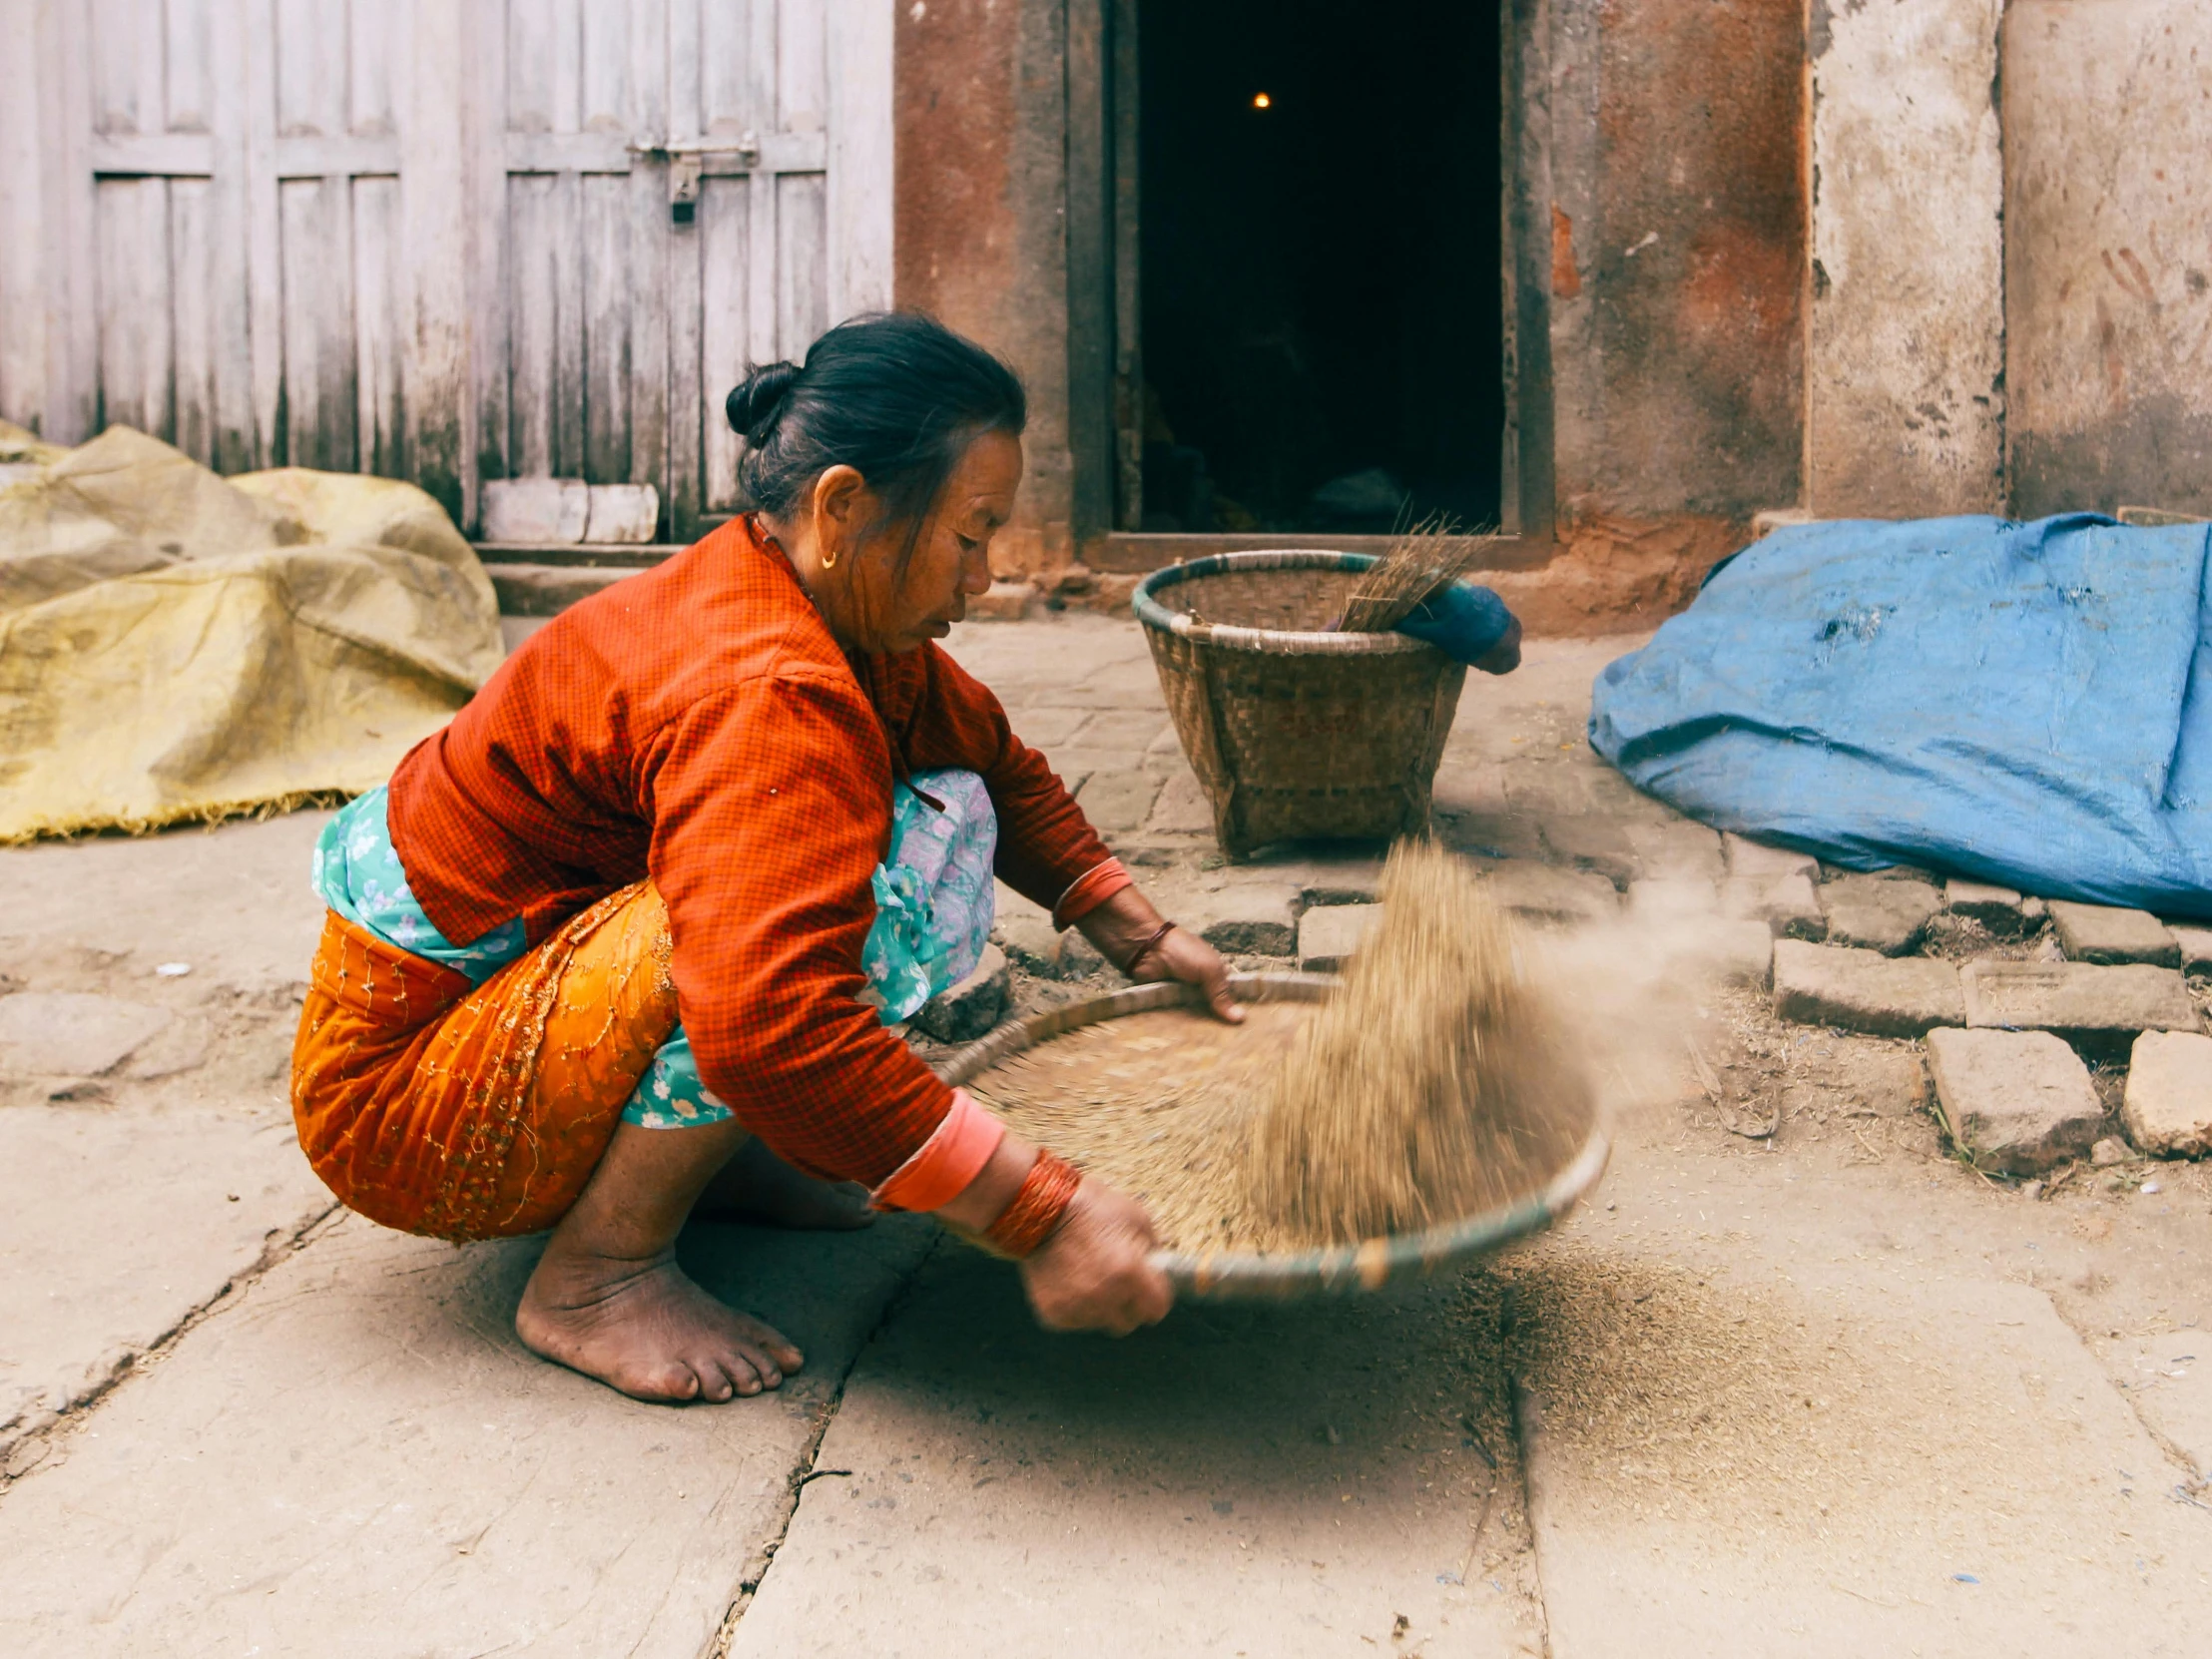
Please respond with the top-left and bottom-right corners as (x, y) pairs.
(487, 561), (639, 617)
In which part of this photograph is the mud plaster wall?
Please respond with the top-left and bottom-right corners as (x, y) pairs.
(894, 0), (1076, 581)
(1809, 0), (2005, 518)
(2004, 0), (2212, 519)
(1528, 0), (1807, 629)
(1546, 0), (1807, 528)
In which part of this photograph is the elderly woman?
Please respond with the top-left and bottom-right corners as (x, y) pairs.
(291, 313), (1240, 1404)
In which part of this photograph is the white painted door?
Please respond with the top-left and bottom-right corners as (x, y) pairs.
(474, 0), (873, 539)
(2, 0), (416, 477)
(0, 0), (892, 535)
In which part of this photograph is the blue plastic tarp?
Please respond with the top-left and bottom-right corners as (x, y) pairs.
(1587, 513), (2212, 920)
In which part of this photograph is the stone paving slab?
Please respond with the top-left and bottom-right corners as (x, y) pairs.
(0, 1105), (330, 1450)
(0, 992), (177, 1079)
(1961, 959), (2201, 1039)
(2122, 1031), (2212, 1158)
(0, 812), (331, 996)
(731, 1249), (1545, 1659)
(1480, 862), (1621, 925)
(1622, 822), (1725, 881)
(2173, 925), (2212, 977)
(1946, 879), (2029, 935)
(0, 1212), (933, 1659)
(1819, 873), (1941, 956)
(1774, 941), (1964, 1036)
(1507, 1130), (2212, 1659)
(1721, 870), (1827, 939)
(1297, 902), (1383, 972)
(2047, 901), (2181, 968)
(1925, 1028), (2102, 1175)
(2103, 1333), (2212, 1480)
(1627, 876), (1716, 923)
(1724, 832), (1819, 882)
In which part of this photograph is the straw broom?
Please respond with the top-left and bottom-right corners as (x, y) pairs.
(1336, 512), (1500, 634)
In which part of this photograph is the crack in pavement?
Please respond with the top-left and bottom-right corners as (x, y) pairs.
(1500, 1285), (1557, 1659)
(2035, 1279), (2210, 1489)
(0, 1200), (341, 1496)
(704, 1232), (946, 1659)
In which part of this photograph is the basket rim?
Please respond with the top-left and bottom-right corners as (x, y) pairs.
(935, 970), (1611, 1300)
(1132, 550), (1436, 657)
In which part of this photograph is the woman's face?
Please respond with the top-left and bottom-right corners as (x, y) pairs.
(812, 429), (1023, 655)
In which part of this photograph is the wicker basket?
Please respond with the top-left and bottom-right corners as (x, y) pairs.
(1133, 551), (1468, 858)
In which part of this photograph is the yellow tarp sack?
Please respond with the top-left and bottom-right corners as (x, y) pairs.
(0, 425), (504, 840)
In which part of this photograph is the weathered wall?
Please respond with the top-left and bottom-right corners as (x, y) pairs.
(895, 0), (1075, 581)
(2005, 0), (2212, 518)
(891, 0), (2212, 622)
(1808, 0), (2004, 517)
(1548, 0), (1807, 525)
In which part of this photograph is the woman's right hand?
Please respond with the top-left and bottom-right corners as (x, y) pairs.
(1018, 1178), (1175, 1336)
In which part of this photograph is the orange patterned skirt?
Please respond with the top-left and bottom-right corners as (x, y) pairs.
(290, 880), (688, 1241)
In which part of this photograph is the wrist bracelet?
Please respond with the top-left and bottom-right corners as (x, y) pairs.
(1120, 919), (1178, 979)
(984, 1151), (1083, 1259)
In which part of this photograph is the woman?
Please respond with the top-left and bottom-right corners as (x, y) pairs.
(291, 313), (1240, 1405)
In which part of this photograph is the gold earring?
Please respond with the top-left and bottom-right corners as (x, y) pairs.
(820, 542), (838, 571)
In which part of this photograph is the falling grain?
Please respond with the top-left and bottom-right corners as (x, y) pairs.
(972, 841), (1595, 1253)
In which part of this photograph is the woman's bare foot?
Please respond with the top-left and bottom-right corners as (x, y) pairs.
(695, 1135), (874, 1231)
(516, 1245), (805, 1403)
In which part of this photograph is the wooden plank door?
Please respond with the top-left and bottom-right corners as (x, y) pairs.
(472, 0), (889, 542)
(15, 0), (412, 476)
(2, 1), (891, 535)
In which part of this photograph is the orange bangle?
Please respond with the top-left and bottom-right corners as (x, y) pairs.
(868, 1089), (1006, 1214)
(984, 1151), (1083, 1259)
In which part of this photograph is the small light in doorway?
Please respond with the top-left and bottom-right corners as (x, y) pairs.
(1251, 91), (1272, 110)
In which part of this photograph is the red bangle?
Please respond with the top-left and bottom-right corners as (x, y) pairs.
(984, 1151), (1083, 1259)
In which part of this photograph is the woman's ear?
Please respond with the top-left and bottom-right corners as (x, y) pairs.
(812, 464), (870, 562)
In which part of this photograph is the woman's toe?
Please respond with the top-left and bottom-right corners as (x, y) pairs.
(700, 1362), (739, 1402)
(638, 1360), (702, 1401)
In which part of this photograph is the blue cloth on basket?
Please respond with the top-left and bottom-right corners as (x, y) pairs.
(1395, 580), (1517, 665)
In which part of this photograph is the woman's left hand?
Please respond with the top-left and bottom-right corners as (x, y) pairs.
(1077, 885), (1244, 1023)
(1130, 923), (1244, 1023)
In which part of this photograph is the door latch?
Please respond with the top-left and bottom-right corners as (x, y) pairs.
(628, 135), (762, 225)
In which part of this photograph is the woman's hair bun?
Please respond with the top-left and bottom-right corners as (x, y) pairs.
(725, 360), (801, 444)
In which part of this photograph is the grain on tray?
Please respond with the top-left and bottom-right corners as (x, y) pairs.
(969, 840), (1595, 1256)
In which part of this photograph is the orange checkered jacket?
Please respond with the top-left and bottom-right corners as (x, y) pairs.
(387, 515), (1119, 1187)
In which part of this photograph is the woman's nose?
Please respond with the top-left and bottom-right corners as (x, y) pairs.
(961, 543), (994, 594)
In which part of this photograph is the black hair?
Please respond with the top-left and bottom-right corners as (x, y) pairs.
(725, 312), (1027, 559)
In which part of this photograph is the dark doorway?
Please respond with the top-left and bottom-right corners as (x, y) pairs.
(1135, 1), (1503, 535)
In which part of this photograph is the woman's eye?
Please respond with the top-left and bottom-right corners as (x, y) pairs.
(955, 533), (982, 552)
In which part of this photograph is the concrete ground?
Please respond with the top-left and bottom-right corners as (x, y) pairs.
(2, 614), (2207, 1655)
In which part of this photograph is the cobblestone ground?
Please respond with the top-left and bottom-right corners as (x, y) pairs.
(1, 615), (2207, 1657)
